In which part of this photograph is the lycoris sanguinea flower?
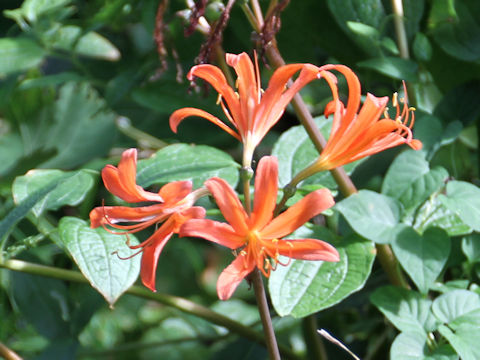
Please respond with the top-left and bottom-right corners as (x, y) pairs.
(291, 65), (422, 185)
(169, 52), (319, 165)
(89, 149), (206, 291)
(180, 156), (339, 300)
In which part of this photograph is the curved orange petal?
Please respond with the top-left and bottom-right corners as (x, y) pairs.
(226, 53), (259, 134)
(261, 188), (334, 239)
(140, 218), (176, 292)
(274, 238), (339, 262)
(159, 181), (192, 204)
(321, 64), (361, 134)
(102, 149), (164, 203)
(255, 64), (319, 141)
(169, 107), (241, 141)
(204, 177), (249, 235)
(217, 254), (255, 300)
(180, 219), (245, 249)
(89, 204), (167, 228)
(187, 63), (240, 119)
(250, 156), (278, 230)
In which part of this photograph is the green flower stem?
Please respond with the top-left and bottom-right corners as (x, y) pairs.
(0, 258), (299, 360)
(0, 342), (23, 360)
(391, 0), (409, 59)
(302, 315), (328, 360)
(251, 268), (281, 360)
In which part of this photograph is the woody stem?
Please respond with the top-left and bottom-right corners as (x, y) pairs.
(264, 42), (408, 289)
(251, 268), (281, 360)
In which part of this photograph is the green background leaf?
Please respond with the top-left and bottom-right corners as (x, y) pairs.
(439, 181), (480, 232)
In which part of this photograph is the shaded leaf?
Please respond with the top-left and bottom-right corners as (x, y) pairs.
(392, 227), (450, 293)
(0, 38), (45, 77)
(357, 57), (418, 82)
(12, 169), (96, 216)
(335, 190), (401, 244)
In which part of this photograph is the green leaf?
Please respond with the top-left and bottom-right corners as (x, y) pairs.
(0, 133), (24, 176)
(272, 116), (362, 189)
(11, 270), (70, 339)
(371, 286), (438, 334)
(357, 57), (419, 82)
(0, 38), (45, 77)
(326, 0), (385, 54)
(382, 150), (448, 214)
(3, 0), (71, 23)
(18, 72), (84, 90)
(50, 25), (120, 61)
(439, 324), (480, 360)
(12, 169), (96, 217)
(439, 181), (480, 232)
(429, 0), (480, 61)
(346, 21), (379, 38)
(390, 332), (458, 360)
(413, 32), (433, 62)
(335, 190), (401, 244)
(136, 144), (239, 189)
(0, 181), (60, 244)
(462, 233), (480, 263)
(410, 194), (472, 236)
(432, 290), (480, 324)
(40, 82), (117, 169)
(269, 228), (375, 318)
(403, 0), (425, 40)
(58, 217), (140, 306)
(392, 227), (450, 293)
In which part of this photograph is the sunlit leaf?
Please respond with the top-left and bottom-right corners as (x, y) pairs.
(439, 181), (480, 231)
(58, 217), (140, 306)
(0, 38), (45, 77)
(269, 227), (375, 318)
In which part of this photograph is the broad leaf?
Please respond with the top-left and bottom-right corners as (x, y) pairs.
(432, 290), (480, 324)
(335, 190), (401, 244)
(439, 324), (480, 360)
(12, 169), (96, 216)
(40, 82), (117, 169)
(439, 181), (480, 231)
(273, 116), (362, 189)
(357, 57), (419, 82)
(392, 227), (450, 293)
(136, 144), (239, 189)
(382, 150), (448, 214)
(462, 233), (480, 263)
(390, 332), (457, 360)
(371, 286), (438, 335)
(50, 25), (120, 61)
(58, 217), (140, 306)
(269, 228), (375, 318)
(411, 194), (472, 236)
(0, 38), (45, 77)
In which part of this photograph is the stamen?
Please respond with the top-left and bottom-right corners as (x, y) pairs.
(216, 93), (222, 105)
(392, 92), (398, 107)
(112, 247), (144, 260)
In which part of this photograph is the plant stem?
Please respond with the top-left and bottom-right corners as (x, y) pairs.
(251, 268), (281, 360)
(0, 258), (299, 360)
(303, 315), (328, 360)
(391, 0), (409, 59)
(0, 342), (23, 360)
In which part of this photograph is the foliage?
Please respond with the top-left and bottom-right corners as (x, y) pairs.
(1, 0), (480, 359)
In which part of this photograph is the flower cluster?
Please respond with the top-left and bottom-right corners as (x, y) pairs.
(90, 52), (421, 300)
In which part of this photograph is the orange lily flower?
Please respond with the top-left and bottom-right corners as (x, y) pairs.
(89, 149), (206, 292)
(291, 65), (422, 186)
(180, 156), (339, 300)
(169, 52), (319, 165)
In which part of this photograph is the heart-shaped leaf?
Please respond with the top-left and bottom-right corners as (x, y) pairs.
(439, 181), (480, 232)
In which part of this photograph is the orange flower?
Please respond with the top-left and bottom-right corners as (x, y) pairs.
(180, 156), (339, 300)
(291, 65), (422, 186)
(89, 149), (206, 291)
(169, 52), (319, 165)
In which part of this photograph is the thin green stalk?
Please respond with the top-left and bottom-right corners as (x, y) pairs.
(391, 0), (409, 59)
(0, 258), (299, 359)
